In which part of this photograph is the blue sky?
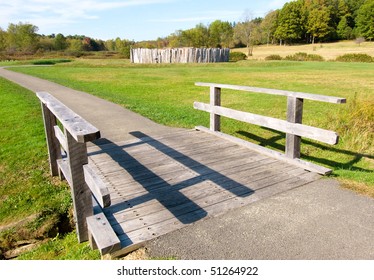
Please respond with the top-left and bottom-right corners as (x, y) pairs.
(0, 0), (289, 41)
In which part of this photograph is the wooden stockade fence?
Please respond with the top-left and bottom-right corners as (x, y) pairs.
(130, 48), (230, 64)
(37, 84), (345, 257)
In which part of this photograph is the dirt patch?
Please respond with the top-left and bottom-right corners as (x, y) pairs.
(0, 209), (74, 259)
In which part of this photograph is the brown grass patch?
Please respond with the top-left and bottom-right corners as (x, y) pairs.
(233, 41), (374, 61)
(340, 179), (374, 198)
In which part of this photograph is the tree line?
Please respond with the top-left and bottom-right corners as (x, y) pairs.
(0, 0), (373, 58)
(0, 24), (135, 57)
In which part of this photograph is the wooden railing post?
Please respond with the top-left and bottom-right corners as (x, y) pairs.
(40, 103), (61, 176)
(286, 97), (304, 159)
(210, 86), (221, 131)
(65, 129), (93, 242)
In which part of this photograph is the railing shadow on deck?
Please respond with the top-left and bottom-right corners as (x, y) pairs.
(90, 131), (255, 226)
(237, 128), (373, 174)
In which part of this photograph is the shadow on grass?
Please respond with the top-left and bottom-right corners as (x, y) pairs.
(237, 128), (373, 175)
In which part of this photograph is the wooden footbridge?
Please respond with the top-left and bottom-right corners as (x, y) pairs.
(36, 83), (345, 257)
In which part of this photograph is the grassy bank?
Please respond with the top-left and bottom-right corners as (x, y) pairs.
(9, 59), (373, 191)
(0, 78), (100, 259)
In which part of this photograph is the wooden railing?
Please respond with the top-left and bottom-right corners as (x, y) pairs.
(194, 83), (346, 175)
(36, 92), (111, 244)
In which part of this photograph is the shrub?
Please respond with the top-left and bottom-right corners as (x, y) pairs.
(336, 53), (373, 63)
(265, 54), (282, 61)
(306, 54), (324, 61)
(284, 52), (324, 62)
(285, 52), (308, 61)
(229, 52), (247, 62)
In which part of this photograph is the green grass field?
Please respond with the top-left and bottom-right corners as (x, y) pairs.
(9, 59), (374, 187)
(1, 57), (373, 259)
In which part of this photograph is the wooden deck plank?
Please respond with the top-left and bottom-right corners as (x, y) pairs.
(113, 170), (318, 251)
(106, 165), (304, 230)
(85, 129), (321, 256)
(105, 156), (278, 203)
(87, 129), (216, 154)
(106, 158), (286, 217)
(106, 162), (303, 228)
(89, 141), (244, 171)
(99, 149), (267, 187)
(87, 141), (242, 175)
(88, 137), (243, 168)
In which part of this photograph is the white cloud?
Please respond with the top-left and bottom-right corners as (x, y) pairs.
(0, 0), (172, 30)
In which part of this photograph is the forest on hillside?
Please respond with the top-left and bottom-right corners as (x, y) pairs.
(0, 0), (373, 58)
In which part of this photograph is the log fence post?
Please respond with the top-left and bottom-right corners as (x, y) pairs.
(65, 129), (93, 242)
(286, 97), (304, 159)
(41, 103), (61, 176)
(210, 86), (221, 131)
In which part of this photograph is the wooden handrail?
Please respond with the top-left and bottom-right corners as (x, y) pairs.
(193, 102), (339, 145)
(195, 82), (347, 104)
(194, 83), (346, 174)
(37, 92), (100, 143)
(36, 92), (110, 243)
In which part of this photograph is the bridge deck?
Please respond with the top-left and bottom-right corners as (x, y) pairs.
(87, 129), (320, 256)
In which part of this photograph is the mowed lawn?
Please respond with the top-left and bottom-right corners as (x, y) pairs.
(10, 59), (374, 190)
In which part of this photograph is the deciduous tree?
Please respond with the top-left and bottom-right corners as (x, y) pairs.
(261, 10), (279, 46)
(234, 11), (262, 56)
(307, 6), (331, 43)
(0, 28), (6, 51)
(337, 16), (353, 39)
(6, 22), (39, 53)
(356, 0), (374, 40)
(54, 33), (67, 50)
(208, 20), (234, 48)
(275, 1), (306, 45)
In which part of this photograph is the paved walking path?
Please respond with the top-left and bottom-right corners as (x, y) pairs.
(1, 67), (373, 259)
